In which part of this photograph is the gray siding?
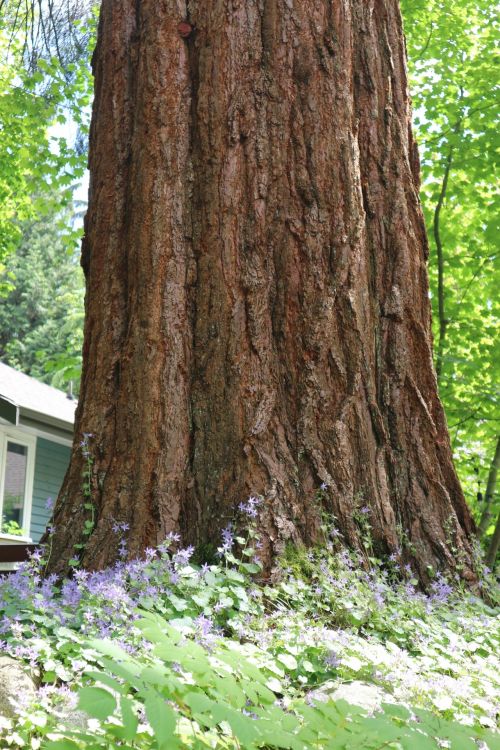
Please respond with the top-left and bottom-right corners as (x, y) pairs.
(30, 438), (71, 542)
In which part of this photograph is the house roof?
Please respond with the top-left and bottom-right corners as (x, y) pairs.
(0, 362), (76, 435)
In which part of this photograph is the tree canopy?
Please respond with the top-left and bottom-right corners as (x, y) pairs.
(0, 206), (84, 391)
(0, 6), (92, 271)
(0, 7), (93, 385)
(401, 0), (499, 536)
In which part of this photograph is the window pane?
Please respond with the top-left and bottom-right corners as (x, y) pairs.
(2, 442), (28, 530)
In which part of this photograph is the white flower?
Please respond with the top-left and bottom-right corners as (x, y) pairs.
(7, 732), (25, 746)
(479, 716), (497, 729)
(433, 695), (453, 711)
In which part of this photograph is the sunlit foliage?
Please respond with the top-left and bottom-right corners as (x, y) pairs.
(402, 0), (499, 531)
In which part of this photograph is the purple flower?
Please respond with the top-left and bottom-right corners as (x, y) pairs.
(74, 569), (89, 582)
(112, 520), (130, 534)
(360, 506), (371, 515)
(61, 580), (81, 608)
(218, 524), (234, 555)
(28, 548), (44, 563)
(45, 497), (54, 511)
(430, 573), (453, 604)
(173, 547), (194, 566)
(238, 496), (261, 518)
(199, 563), (211, 578)
(164, 531), (181, 545)
(195, 614), (213, 636)
(324, 650), (341, 669)
(79, 433), (93, 458)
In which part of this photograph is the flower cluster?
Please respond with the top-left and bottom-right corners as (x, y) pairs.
(0, 509), (497, 750)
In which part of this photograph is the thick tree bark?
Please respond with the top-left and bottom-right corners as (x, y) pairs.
(47, 0), (476, 583)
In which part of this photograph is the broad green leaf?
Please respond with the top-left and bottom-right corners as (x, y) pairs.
(78, 686), (116, 720)
(277, 653), (298, 670)
(144, 692), (177, 749)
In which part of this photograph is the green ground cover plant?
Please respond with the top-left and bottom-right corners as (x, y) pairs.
(0, 502), (498, 749)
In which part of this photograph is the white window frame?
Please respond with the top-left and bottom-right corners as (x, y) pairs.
(0, 425), (36, 542)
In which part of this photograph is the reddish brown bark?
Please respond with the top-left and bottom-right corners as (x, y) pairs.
(47, 0), (476, 583)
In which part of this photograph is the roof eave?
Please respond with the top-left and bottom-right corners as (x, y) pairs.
(19, 407), (74, 438)
(0, 396), (19, 425)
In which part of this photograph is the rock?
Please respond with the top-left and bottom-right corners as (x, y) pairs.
(56, 702), (89, 732)
(329, 680), (392, 713)
(0, 656), (36, 719)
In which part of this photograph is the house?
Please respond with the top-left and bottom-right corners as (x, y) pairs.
(0, 362), (75, 554)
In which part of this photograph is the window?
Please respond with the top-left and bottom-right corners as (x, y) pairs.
(0, 428), (35, 539)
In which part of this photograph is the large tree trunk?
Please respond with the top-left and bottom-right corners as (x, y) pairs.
(47, 0), (476, 583)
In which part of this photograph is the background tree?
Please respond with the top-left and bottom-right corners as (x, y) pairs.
(0, 5), (93, 392)
(401, 0), (499, 546)
(44, 0), (477, 581)
(0, 205), (84, 391)
(0, 3), (93, 272)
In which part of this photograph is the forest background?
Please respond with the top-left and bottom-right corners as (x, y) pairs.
(0, 0), (498, 549)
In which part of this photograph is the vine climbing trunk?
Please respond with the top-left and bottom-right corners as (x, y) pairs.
(46, 0), (476, 583)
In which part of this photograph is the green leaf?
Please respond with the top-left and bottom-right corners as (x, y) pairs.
(84, 671), (126, 695)
(144, 691), (177, 748)
(277, 653), (298, 670)
(118, 695), (139, 741)
(266, 677), (283, 694)
(78, 686), (116, 720)
(184, 692), (219, 714)
(240, 563), (261, 574)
